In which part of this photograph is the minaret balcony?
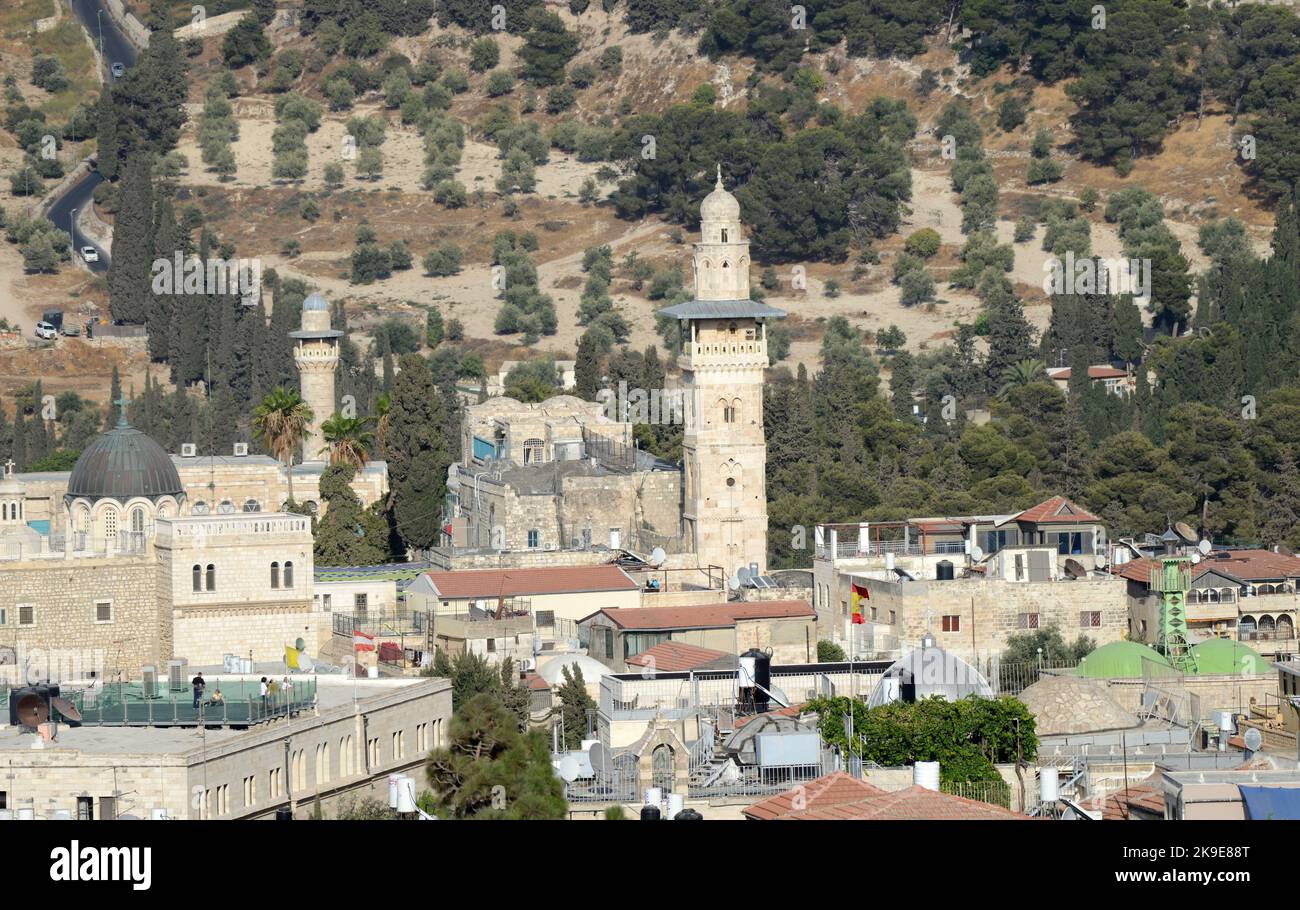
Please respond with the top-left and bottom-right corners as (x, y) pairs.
(679, 339), (769, 370)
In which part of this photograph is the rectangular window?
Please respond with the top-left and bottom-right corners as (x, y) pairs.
(18, 604), (33, 626)
(942, 614), (960, 633)
(354, 593), (367, 616)
(99, 796), (116, 820)
(0, 608), (6, 625)
(95, 601), (112, 623)
(323, 594), (331, 611)
(527, 529), (540, 548)
(604, 628), (614, 660)
(77, 796), (93, 821)
(1080, 611), (1101, 628)
(1018, 613), (1039, 629)
(536, 610), (555, 627)
(486, 638), (496, 653)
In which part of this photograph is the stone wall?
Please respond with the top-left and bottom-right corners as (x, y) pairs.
(829, 575), (1128, 661)
(0, 556), (162, 675)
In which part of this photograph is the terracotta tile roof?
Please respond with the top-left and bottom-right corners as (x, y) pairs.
(625, 641), (733, 672)
(582, 600), (815, 630)
(1117, 550), (1300, 587)
(1012, 496), (1100, 525)
(1091, 773), (1166, 820)
(743, 771), (887, 820)
(421, 565), (638, 599)
(1047, 365), (1130, 380)
(523, 672), (550, 691)
(778, 785), (1026, 820)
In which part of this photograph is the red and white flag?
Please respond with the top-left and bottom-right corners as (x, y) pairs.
(353, 629), (375, 652)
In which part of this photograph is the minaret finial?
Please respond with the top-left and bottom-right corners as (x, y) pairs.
(715, 163), (723, 190)
(115, 394), (131, 428)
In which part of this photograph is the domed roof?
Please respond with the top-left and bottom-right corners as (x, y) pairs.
(700, 164), (740, 223)
(303, 293), (329, 311)
(66, 416), (184, 504)
(1019, 674), (1138, 735)
(537, 653), (609, 687)
(1077, 641), (1171, 679)
(1187, 638), (1271, 675)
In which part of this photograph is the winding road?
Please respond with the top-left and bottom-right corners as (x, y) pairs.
(47, 0), (140, 275)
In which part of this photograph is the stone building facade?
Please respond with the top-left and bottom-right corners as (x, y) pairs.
(158, 513), (319, 666)
(0, 677), (451, 820)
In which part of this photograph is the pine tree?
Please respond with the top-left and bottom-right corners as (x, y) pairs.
(555, 664), (596, 749)
(107, 157), (155, 325)
(889, 352), (917, 421)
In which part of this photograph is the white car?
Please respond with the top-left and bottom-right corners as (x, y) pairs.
(111, 62), (125, 79)
(80, 246), (99, 263)
(35, 322), (57, 340)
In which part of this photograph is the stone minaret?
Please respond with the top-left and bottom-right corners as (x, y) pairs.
(291, 293), (342, 464)
(659, 167), (785, 577)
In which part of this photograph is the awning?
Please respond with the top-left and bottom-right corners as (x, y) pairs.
(1239, 785), (1300, 820)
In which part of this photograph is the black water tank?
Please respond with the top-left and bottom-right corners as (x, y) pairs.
(936, 560), (954, 581)
(675, 808), (704, 820)
(639, 804), (661, 821)
(275, 808), (293, 821)
(738, 647), (772, 714)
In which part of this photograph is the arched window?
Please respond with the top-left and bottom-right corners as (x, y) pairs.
(206, 564), (216, 592)
(218, 500), (235, 514)
(284, 561), (294, 588)
(2, 504), (7, 520)
(243, 499), (261, 512)
(131, 508), (144, 534)
(192, 564), (202, 592)
(193, 501), (209, 515)
(1260, 615), (1276, 634)
(522, 438), (545, 465)
(1279, 615), (1295, 640)
(103, 508), (118, 540)
(271, 562), (280, 589)
(652, 744), (675, 794)
(1240, 615), (1257, 636)
(720, 228), (728, 243)
(722, 401), (735, 423)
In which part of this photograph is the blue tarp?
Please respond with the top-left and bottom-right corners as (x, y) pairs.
(1239, 785), (1300, 820)
(472, 436), (498, 461)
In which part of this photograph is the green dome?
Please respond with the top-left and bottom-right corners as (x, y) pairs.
(1077, 641), (1171, 679)
(65, 418), (184, 505)
(1188, 638), (1271, 675)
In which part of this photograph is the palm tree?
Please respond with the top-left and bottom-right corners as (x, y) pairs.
(996, 358), (1047, 401)
(252, 388), (314, 504)
(320, 414), (374, 470)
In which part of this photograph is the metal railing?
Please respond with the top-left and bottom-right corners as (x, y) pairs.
(816, 540), (924, 560)
(1, 678), (317, 727)
(941, 779), (1013, 809)
(977, 658), (1078, 696)
(687, 756), (835, 799)
(333, 610), (429, 637)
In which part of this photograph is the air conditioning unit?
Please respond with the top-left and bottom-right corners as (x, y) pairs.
(181, 443), (197, 457)
(232, 442), (249, 457)
(141, 665), (157, 699)
(167, 659), (187, 692)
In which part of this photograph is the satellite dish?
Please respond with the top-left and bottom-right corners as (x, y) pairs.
(728, 574), (741, 591)
(649, 547), (666, 567)
(51, 696), (82, 724)
(1198, 539), (1212, 555)
(1190, 552), (1201, 564)
(1063, 558), (1086, 580)
(1175, 521), (1197, 543)
(737, 566), (752, 584)
(970, 545), (984, 562)
(1244, 728), (1263, 752)
(1096, 553), (1108, 568)
(589, 741), (609, 774)
(558, 755), (581, 783)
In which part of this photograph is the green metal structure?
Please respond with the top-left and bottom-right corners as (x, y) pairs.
(1151, 556), (1196, 671)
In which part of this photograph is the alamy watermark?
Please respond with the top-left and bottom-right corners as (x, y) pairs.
(151, 253), (262, 306)
(596, 382), (705, 429)
(1042, 252), (1150, 299)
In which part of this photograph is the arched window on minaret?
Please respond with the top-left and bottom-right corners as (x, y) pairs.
(732, 397), (742, 423)
(721, 229), (728, 243)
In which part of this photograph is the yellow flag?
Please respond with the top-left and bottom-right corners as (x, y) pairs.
(285, 646), (300, 670)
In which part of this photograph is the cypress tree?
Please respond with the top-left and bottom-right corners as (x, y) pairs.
(147, 196), (179, 360)
(12, 410), (27, 469)
(889, 351), (917, 421)
(574, 330), (601, 400)
(95, 90), (120, 180)
(105, 366), (122, 430)
(107, 157), (155, 325)
(386, 354), (449, 550)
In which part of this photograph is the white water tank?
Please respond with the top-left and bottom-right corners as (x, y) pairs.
(367, 666), (379, 679)
(1216, 710), (1235, 736)
(52, 809), (72, 820)
(16, 807), (34, 820)
(666, 793), (684, 819)
(1039, 768), (1059, 803)
(149, 808), (169, 820)
(396, 776), (418, 814)
(913, 761), (940, 791)
(644, 787), (662, 807)
(885, 551), (895, 572)
(388, 774), (403, 809)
